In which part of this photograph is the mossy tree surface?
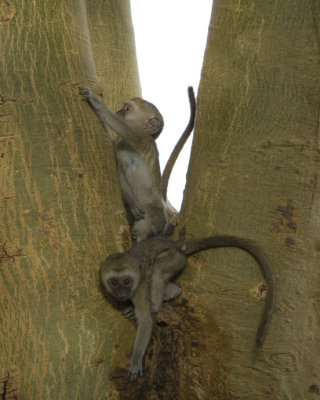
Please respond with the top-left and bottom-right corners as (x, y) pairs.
(179, 0), (320, 398)
(0, 1), (139, 398)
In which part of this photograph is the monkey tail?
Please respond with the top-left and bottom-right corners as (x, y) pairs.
(183, 235), (276, 347)
(161, 86), (196, 201)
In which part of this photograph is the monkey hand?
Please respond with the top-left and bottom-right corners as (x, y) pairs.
(79, 86), (93, 99)
(128, 358), (143, 381)
(130, 227), (139, 243)
(123, 305), (136, 320)
(130, 202), (145, 220)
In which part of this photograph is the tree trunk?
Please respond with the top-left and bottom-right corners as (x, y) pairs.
(0, 1), (139, 399)
(179, 0), (320, 398)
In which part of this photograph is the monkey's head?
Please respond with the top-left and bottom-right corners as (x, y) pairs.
(100, 253), (141, 302)
(116, 97), (164, 139)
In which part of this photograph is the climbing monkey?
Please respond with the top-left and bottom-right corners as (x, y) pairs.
(79, 86), (195, 242)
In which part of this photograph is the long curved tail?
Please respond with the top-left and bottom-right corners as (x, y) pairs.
(161, 86), (196, 200)
(182, 235), (276, 346)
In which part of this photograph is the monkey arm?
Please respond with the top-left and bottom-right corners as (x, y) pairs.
(79, 86), (113, 143)
(129, 280), (153, 381)
(150, 246), (186, 313)
(79, 86), (147, 148)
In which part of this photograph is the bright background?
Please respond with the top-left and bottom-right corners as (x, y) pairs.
(130, 0), (213, 209)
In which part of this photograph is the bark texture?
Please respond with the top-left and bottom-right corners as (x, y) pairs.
(0, 1), (140, 399)
(178, 0), (320, 399)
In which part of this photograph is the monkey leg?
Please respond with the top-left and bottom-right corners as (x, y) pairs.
(131, 206), (168, 243)
(150, 249), (186, 312)
(163, 282), (181, 302)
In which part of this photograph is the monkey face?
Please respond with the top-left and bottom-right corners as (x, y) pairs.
(107, 276), (135, 301)
(100, 253), (140, 302)
(116, 98), (164, 138)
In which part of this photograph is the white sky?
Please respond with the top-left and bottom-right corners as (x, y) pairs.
(130, 0), (213, 209)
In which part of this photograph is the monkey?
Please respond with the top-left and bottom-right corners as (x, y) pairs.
(99, 234), (276, 380)
(79, 86), (196, 242)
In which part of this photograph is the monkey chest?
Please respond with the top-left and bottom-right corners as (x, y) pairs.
(116, 149), (151, 182)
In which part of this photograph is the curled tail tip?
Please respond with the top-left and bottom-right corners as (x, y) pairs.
(188, 86), (195, 97)
(256, 335), (264, 347)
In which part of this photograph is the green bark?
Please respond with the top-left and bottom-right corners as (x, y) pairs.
(0, 1), (139, 398)
(180, 0), (320, 398)
(86, 0), (141, 101)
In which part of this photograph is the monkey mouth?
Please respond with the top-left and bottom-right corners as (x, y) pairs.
(117, 295), (129, 302)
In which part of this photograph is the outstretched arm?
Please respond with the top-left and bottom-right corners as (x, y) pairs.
(129, 280), (153, 381)
(79, 86), (129, 138)
(80, 86), (140, 145)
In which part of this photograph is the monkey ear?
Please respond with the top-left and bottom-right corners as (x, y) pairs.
(145, 117), (163, 138)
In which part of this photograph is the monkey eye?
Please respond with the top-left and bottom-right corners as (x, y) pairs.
(109, 278), (119, 287)
(123, 278), (132, 286)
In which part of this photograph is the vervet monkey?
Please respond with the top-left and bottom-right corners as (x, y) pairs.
(79, 86), (196, 242)
(100, 235), (276, 380)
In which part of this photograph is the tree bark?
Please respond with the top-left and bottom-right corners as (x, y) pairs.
(179, 0), (320, 398)
(0, 1), (139, 398)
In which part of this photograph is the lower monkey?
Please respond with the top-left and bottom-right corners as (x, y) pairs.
(100, 235), (276, 381)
